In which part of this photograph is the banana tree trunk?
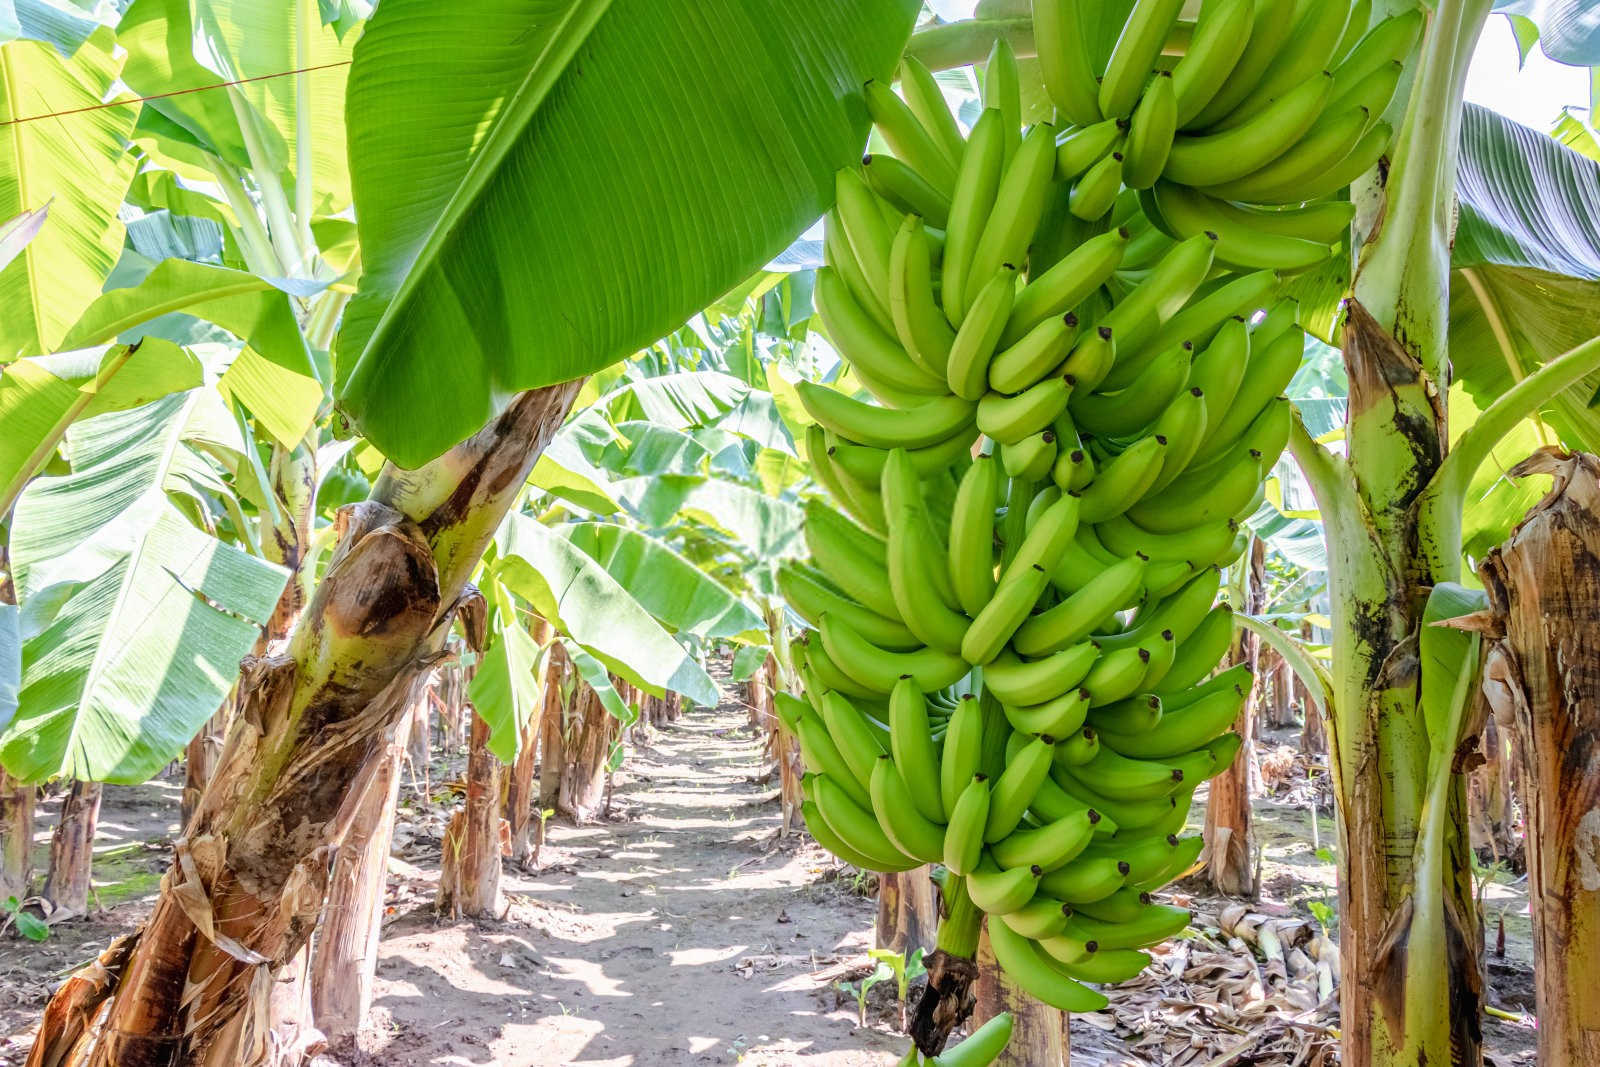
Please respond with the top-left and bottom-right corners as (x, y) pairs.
(0, 769), (33, 903)
(26, 381), (581, 1066)
(183, 706), (228, 829)
(973, 925), (1065, 1066)
(308, 690), (417, 1043)
(42, 781), (101, 919)
(1468, 715), (1518, 868)
(876, 866), (939, 956)
(437, 708), (503, 918)
(506, 619), (553, 866)
(1203, 535), (1265, 896)
(1477, 449), (1600, 1065)
(558, 677), (612, 824)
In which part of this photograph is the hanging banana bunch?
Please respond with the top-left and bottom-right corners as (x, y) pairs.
(779, 0), (1396, 1015)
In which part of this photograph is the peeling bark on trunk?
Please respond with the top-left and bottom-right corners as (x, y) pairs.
(0, 770), (33, 903)
(506, 618), (551, 867)
(438, 709), (504, 919)
(533, 642), (568, 863)
(42, 781), (101, 919)
(1469, 715), (1519, 869)
(1478, 449), (1600, 1066)
(26, 382), (582, 1067)
(183, 706), (228, 830)
(876, 867), (939, 957)
(1203, 536), (1264, 897)
(308, 693), (417, 1043)
(973, 925), (1065, 1066)
(558, 679), (613, 825)
(406, 694), (430, 797)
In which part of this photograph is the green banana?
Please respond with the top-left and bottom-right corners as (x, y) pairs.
(942, 108), (1006, 325)
(804, 498), (898, 619)
(886, 501), (968, 649)
(864, 153), (952, 230)
(890, 676), (948, 824)
(947, 268), (1018, 400)
(802, 798), (915, 872)
(1159, 604), (1236, 691)
(1061, 902), (1192, 950)
(1187, 0), (1298, 129)
(1200, 103), (1368, 204)
(1056, 119), (1124, 181)
(1331, 11), (1423, 107)
(816, 265), (948, 395)
(940, 696), (985, 818)
(1157, 660), (1253, 705)
(778, 563), (920, 651)
(829, 428), (979, 487)
(983, 642), (1099, 706)
(1054, 725), (1100, 766)
(991, 808), (1099, 872)
(819, 689), (888, 788)
(1122, 71), (1176, 189)
(793, 709), (874, 810)
(1052, 445), (1095, 496)
(967, 857), (1043, 915)
(1000, 431), (1057, 484)
(943, 773), (991, 875)
(985, 36), (1023, 164)
(1095, 514), (1236, 566)
(1139, 387), (1207, 492)
(899, 55), (966, 168)
(930, 1010), (1015, 1067)
(1131, 833), (1207, 891)
(1099, 0), (1186, 119)
(1068, 150), (1125, 221)
(1015, 556), (1146, 656)
(1098, 234), (1217, 367)
(821, 613), (969, 693)
(1082, 645), (1152, 706)
(1220, 0), (1350, 129)
(963, 562), (1051, 666)
(1052, 766), (1180, 831)
(1000, 896), (1074, 939)
(1072, 342), (1192, 438)
(814, 773), (919, 871)
(1170, 0), (1254, 127)
(1078, 744), (1186, 800)
(832, 169), (897, 308)
(1033, 0), (1104, 127)
(807, 425), (888, 536)
(1002, 229), (1125, 348)
(1039, 855), (1129, 903)
(986, 735), (1058, 842)
(824, 207), (893, 331)
(1099, 680), (1249, 758)
(989, 314), (1081, 394)
(1126, 448), (1263, 532)
(1185, 317), (1250, 436)
(1196, 327), (1302, 457)
(977, 375), (1073, 444)
(1075, 434), (1167, 523)
(802, 639), (883, 702)
(870, 755), (947, 863)
(1329, 56), (1407, 126)
(948, 454), (1001, 616)
(1088, 693), (1163, 734)
(1149, 182), (1335, 271)
(1002, 687), (1091, 739)
(889, 215), (958, 376)
(864, 80), (958, 194)
(969, 122), (1059, 285)
(1060, 325), (1119, 393)
(1142, 269), (1275, 359)
(1235, 117), (1395, 205)
(798, 383), (976, 450)
(986, 912), (1109, 1012)
(1063, 886), (1151, 925)
(1163, 72), (1333, 187)
(1109, 567), (1223, 647)
(1053, 948), (1152, 984)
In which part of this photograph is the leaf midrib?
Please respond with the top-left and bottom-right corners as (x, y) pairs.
(0, 46), (44, 351)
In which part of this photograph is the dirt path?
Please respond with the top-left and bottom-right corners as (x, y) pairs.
(365, 700), (907, 1066)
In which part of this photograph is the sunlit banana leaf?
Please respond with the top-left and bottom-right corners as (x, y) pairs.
(334, 0), (921, 467)
(0, 604), (17, 733)
(2, 392), (287, 783)
(468, 592), (545, 763)
(610, 474), (805, 561)
(1493, 0), (1600, 66)
(0, 206), (47, 273)
(560, 521), (766, 643)
(494, 513), (718, 707)
(0, 29), (139, 360)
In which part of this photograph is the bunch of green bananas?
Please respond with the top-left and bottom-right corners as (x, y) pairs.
(1037, 0), (1420, 270)
(777, 1), (1375, 1015)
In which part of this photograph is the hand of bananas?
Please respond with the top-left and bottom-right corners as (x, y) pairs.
(895, 1011), (1014, 1066)
(784, 0), (1394, 1017)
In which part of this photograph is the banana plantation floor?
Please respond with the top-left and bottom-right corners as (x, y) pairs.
(0, 697), (1541, 1065)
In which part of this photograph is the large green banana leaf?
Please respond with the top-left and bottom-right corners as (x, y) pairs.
(0, 29), (139, 360)
(60, 258), (323, 446)
(0, 604), (17, 732)
(494, 513), (718, 707)
(560, 521), (766, 642)
(3, 391), (288, 783)
(610, 474), (805, 561)
(334, 0), (920, 468)
(1493, 0), (1600, 65)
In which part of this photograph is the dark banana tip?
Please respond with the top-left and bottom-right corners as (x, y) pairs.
(1166, 834), (1180, 847)
(861, 153), (873, 165)
(1087, 808), (1101, 823)
(1042, 431), (1056, 443)
(1203, 230), (1219, 241)
(1145, 696), (1160, 708)
(974, 773), (988, 782)
(1154, 434), (1168, 445)
(1139, 892), (1152, 905)
(1086, 938), (1101, 952)
(1064, 311), (1079, 326)
(1171, 769), (1185, 782)
(1061, 902), (1074, 915)
(899, 673), (913, 679)
(1191, 387), (1204, 397)
(1161, 629), (1174, 640)
(1082, 727), (1096, 739)
(1098, 326), (1113, 340)
(1116, 862), (1131, 876)
(1112, 152), (1125, 162)
(1115, 227), (1130, 240)
(1040, 734), (1056, 745)
(1063, 373), (1077, 386)
(1030, 865), (1044, 877)
(1138, 649), (1151, 663)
